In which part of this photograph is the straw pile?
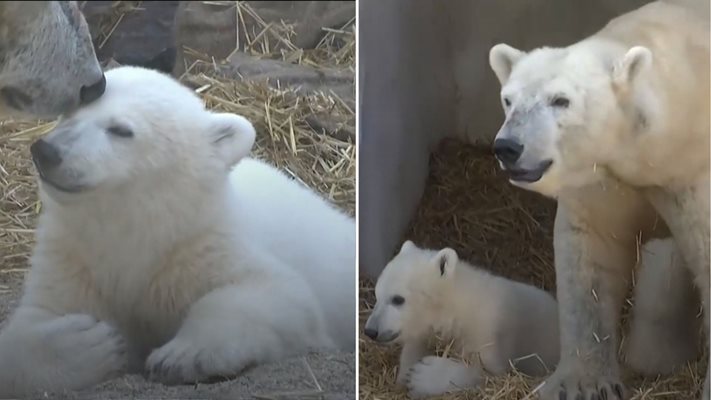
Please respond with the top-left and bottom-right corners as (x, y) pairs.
(359, 139), (706, 400)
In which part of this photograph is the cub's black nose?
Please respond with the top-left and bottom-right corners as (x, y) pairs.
(80, 74), (106, 105)
(364, 328), (378, 340)
(493, 138), (524, 165)
(30, 139), (62, 168)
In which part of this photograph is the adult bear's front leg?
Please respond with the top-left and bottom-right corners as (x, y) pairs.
(539, 199), (640, 400)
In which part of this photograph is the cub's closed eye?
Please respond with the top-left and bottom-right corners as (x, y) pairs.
(107, 126), (134, 138)
(551, 97), (570, 108)
(391, 295), (405, 306)
(503, 97), (511, 107)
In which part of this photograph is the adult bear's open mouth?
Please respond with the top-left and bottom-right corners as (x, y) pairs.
(506, 159), (553, 183)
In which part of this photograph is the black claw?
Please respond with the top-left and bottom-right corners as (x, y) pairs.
(559, 389), (567, 400)
(195, 361), (207, 378)
(600, 387), (608, 400)
(612, 384), (623, 399)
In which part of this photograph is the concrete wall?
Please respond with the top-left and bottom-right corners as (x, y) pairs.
(358, 0), (658, 279)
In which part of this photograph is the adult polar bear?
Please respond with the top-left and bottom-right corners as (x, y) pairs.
(0, 66), (355, 396)
(488, 1), (709, 400)
(0, 1), (106, 118)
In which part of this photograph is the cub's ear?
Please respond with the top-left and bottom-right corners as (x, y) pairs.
(432, 248), (458, 277)
(208, 113), (256, 166)
(612, 46), (652, 86)
(400, 240), (417, 254)
(489, 43), (525, 85)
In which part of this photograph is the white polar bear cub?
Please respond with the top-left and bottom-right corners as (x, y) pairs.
(0, 65), (355, 396)
(364, 241), (559, 399)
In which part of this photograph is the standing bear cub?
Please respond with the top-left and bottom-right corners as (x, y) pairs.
(0, 66), (356, 396)
(364, 241), (560, 399)
(489, 1), (708, 399)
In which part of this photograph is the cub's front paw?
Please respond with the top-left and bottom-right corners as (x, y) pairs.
(396, 369), (409, 387)
(538, 365), (625, 400)
(146, 338), (252, 385)
(40, 314), (128, 382)
(405, 356), (482, 399)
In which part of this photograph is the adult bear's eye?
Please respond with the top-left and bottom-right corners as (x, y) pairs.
(391, 295), (405, 306)
(551, 97), (570, 108)
(107, 125), (134, 138)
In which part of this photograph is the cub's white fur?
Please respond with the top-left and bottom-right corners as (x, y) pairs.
(0, 66), (355, 396)
(364, 241), (559, 398)
(625, 238), (702, 376)
(0, 2), (105, 118)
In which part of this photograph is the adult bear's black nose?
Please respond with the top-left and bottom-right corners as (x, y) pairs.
(493, 138), (524, 166)
(30, 138), (62, 169)
(364, 328), (378, 340)
(80, 74), (106, 105)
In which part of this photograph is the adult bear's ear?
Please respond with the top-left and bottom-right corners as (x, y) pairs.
(432, 248), (458, 277)
(208, 113), (256, 166)
(612, 46), (652, 86)
(489, 43), (525, 85)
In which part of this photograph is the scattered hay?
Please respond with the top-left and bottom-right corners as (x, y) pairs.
(178, 1), (356, 73)
(81, 0), (144, 49)
(184, 73), (355, 214)
(234, 0), (355, 69)
(0, 120), (54, 273)
(358, 139), (705, 400)
(175, 2), (356, 213)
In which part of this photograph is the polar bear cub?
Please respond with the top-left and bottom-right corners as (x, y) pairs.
(0, 65), (355, 396)
(364, 241), (559, 398)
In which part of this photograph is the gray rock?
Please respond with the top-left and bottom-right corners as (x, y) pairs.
(82, 1), (179, 74)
